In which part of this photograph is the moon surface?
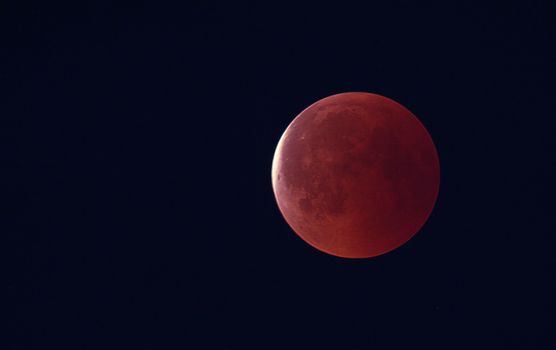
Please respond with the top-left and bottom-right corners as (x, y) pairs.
(271, 92), (440, 258)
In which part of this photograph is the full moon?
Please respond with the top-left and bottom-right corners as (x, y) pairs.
(271, 92), (440, 258)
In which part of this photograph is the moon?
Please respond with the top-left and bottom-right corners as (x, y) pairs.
(271, 92), (440, 258)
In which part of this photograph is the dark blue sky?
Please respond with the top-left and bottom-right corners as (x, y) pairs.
(5, 1), (556, 349)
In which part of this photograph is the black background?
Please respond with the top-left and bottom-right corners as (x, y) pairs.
(5, 1), (556, 349)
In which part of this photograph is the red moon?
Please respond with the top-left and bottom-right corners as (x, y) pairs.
(271, 92), (440, 258)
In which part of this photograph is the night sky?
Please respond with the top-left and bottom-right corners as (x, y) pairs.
(6, 1), (556, 349)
